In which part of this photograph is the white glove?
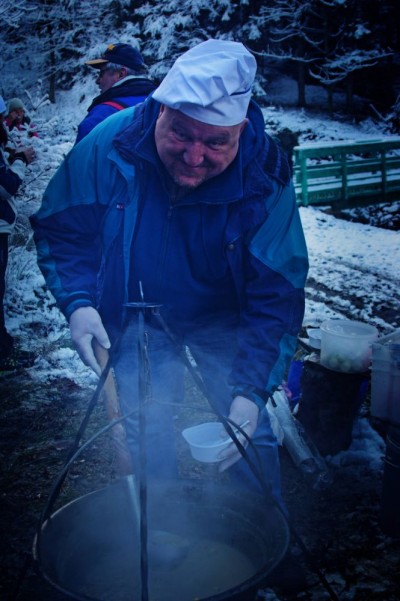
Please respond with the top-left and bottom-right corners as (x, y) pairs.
(69, 307), (111, 376)
(218, 395), (259, 472)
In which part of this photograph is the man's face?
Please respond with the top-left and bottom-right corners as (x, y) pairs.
(154, 106), (247, 190)
(9, 108), (24, 123)
(96, 65), (123, 93)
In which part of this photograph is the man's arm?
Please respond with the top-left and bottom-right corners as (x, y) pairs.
(0, 147), (35, 197)
(231, 180), (308, 403)
(218, 180), (308, 471)
(30, 123), (118, 320)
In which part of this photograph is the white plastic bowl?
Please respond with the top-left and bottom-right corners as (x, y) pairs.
(182, 422), (233, 463)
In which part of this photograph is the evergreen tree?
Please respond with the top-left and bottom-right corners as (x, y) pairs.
(0, 0), (398, 116)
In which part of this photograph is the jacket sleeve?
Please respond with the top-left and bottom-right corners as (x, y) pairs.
(230, 180), (308, 406)
(0, 151), (24, 198)
(30, 134), (115, 319)
(31, 106), (139, 322)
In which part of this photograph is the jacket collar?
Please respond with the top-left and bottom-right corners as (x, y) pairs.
(88, 78), (156, 112)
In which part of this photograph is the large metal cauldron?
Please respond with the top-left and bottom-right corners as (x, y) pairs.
(34, 477), (289, 601)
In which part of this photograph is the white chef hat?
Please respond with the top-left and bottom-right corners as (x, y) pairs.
(153, 39), (257, 126)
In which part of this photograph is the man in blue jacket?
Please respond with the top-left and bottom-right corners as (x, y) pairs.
(75, 42), (156, 144)
(31, 40), (308, 503)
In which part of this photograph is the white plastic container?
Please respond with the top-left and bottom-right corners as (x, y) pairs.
(371, 328), (400, 424)
(182, 422), (233, 463)
(320, 319), (378, 373)
(306, 327), (322, 350)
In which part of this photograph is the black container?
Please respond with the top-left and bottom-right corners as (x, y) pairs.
(297, 360), (369, 455)
(34, 477), (289, 601)
(381, 426), (400, 537)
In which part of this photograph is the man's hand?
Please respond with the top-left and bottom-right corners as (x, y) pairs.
(12, 146), (36, 166)
(20, 147), (36, 164)
(69, 307), (111, 376)
(218, 395), (259, 472)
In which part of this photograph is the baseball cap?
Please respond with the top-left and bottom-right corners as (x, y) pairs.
(86, 43), (145, 71)
(152, 39), (257, 126)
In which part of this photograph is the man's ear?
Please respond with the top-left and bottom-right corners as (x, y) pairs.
(157, 104), (166, 120)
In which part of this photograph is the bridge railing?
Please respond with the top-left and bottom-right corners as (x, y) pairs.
(293, 137), (400, 208)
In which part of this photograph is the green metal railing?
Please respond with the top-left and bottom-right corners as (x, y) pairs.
(293, 137), (400, 208)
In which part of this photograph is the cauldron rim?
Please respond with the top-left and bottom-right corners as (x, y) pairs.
(34, 476), (290, 601)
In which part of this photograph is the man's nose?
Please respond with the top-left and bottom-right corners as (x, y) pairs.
(183, 143), (205, 167)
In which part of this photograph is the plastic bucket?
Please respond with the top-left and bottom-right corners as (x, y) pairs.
(320, 319), (378, 373)
(371, 329), (400, 424)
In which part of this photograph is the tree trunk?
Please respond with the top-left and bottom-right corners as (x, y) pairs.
(346, 74), (354, 114)
(326, 85), (334, 114)
(48, 47), (56, 104)
(297, 61), (307, 107)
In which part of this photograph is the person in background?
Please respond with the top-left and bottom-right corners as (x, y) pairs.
(5, 98), (38, 138)
(274, 127), (299, 174)
(75, 42), (156, 144)
(0, 96), (35, 369)
(31, 40), (308, 506)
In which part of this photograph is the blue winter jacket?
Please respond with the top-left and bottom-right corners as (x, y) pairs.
(75, 76), (156, 144)
(0, 148), (25, 233)
(31, 96), (308, 400)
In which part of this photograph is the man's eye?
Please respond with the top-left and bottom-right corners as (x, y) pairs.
(173, 129), (188, 141)
(208, 141), (225, 150)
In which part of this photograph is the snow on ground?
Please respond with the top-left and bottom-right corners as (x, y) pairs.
(3, 79), (399, 471)
(262, 104), (386, 143)
(299, 207), (399, 330)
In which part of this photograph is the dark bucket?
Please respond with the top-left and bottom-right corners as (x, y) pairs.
(297, 360), (369, 455)
(34, 477), (289, 601)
